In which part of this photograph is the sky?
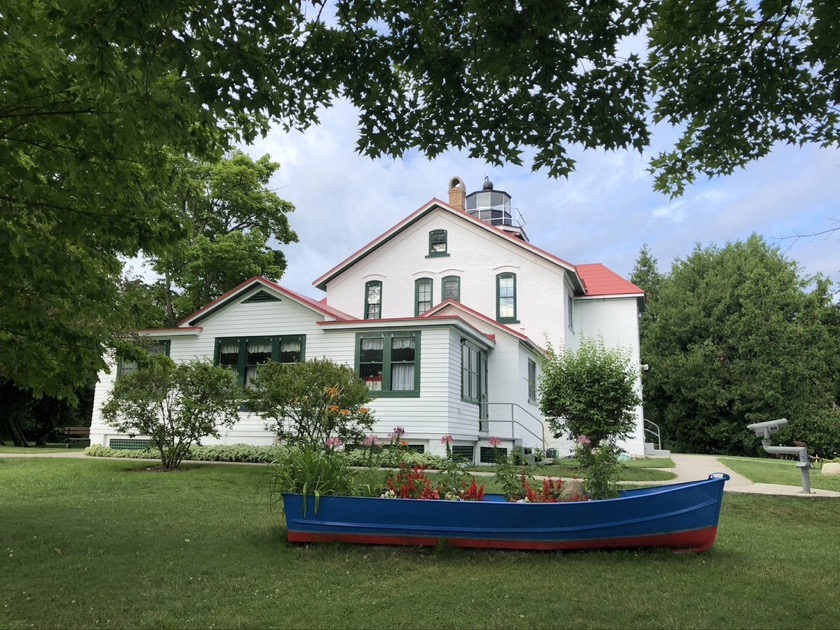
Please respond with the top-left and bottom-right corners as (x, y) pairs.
(232, 98), (839, 302)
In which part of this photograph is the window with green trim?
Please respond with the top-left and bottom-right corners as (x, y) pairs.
(442, 276), (460, 302)
(364, 281), (382, 319)
(357, 331), (420, 397)
(428, 229), (448, 257)
(461, 340), (487, 409)
(214, 335), (305, 387)
(117, 341), (171, 379)
(415, 278), (433, 315)
(496, 272), (517, 323)
(527, 358), (537, 403)
(568, 295), (574, 331)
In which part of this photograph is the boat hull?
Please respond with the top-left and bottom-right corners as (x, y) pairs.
(282, 474), (728, 553)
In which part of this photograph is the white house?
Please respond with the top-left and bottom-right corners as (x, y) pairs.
(90, 177), (646, 461)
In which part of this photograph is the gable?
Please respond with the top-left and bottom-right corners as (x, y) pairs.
(313, 199), (585, 294)
(241, 290), (281, 304)
(179, 277), (351, 327)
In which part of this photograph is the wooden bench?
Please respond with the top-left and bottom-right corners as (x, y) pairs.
(64, 426), (90, 448)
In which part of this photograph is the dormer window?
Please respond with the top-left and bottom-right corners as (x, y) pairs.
(364, 281), (382, 319)
(428, 230), (448, 257)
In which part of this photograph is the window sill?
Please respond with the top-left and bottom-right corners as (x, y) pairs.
(497, 318), (519, 325)
(369, 391), (421, 398)
(425, 253), (450, 258)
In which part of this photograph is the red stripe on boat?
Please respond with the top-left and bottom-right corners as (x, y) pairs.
(287, 527), (719, 553)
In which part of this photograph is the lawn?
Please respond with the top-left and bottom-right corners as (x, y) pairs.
(0, 444), (82, 454)
(720, 456), (840, 493)
(1, 457), (838, 630)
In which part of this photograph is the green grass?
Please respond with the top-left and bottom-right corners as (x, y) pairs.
(720, 456), (840, 493)
(0, 444), (80, 453)
(468, 458), (677, 482)
(2, 457), (838, 629)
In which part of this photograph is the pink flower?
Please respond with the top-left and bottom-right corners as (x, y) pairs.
(489, 437), (502, 448)
(362, 435), (380, 447)
(441, 435), (454, 446)
(576, 435), (591, 447)
(325, 437), (343, 449)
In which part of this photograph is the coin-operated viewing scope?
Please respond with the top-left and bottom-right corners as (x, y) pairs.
(746, 418), (812, 494)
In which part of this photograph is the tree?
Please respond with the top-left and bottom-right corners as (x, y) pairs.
(152, 151), (298, 326)
(630, 244), (665, 313)
(539, 340), (641, 447)
(539, 340), (641, 499)
(647, 0), (840, 195)
(641, 236), (840, 455)
(101, 356), (242, 470)
(5, 0), (838, 395)
(1, 0), (311, 395)
(248, 359), (374, 450)
(0, 379), (95, 448)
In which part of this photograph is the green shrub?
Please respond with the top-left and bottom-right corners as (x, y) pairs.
(101, 357), (242, 470)
(248, 358), (374, 449)
(85, 445), (158, 459)
(776, 408), (840, 460)
(540, 339), (640, 446)
(343, 447), (447, 469)
(85, 443), (291, 463)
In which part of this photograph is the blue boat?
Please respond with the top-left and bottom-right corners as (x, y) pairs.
(282, 474), (729, 553)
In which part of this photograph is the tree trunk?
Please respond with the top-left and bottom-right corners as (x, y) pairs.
(1, 415), (30, 447)
(164, 271), (177, 328)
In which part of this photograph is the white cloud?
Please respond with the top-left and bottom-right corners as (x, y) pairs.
(236, 103), (840, 299)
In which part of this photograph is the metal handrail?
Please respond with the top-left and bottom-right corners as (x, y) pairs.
(483, 402), (546, 450)
(644, 418), (662, 451)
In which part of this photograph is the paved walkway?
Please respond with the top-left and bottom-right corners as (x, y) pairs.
(3, 449), (838, 497)
(669, 453), (840, 498)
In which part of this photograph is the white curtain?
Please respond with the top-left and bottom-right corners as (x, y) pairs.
(391, 337), (415, 350)
(392, 363), (414, 390)
(220, 342), (239, 356)
(245, 367), (259, 387)
(362, 338), (384, 352)
(280, 340), (301, 353)
(248, 341), (272, 355)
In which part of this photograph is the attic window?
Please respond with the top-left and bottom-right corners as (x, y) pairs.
(243, 290), (280, 304)
(428, 230), (448, 257)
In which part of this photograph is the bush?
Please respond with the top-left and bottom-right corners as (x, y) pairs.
(248, 359), (374, 450)
(101, 356), (242, 470)
(540, 339), (641, 446)
(85, 443), (291, 463)
(85, 445), (158, 459)
(343, 447), (448, 469)
(776, 408), (840, 460)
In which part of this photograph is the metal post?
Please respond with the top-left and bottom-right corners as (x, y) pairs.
(798, 448), (812, 494)
(801, 465), (812, 494)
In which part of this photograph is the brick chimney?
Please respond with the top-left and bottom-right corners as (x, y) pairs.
(448, 177), (466, 211)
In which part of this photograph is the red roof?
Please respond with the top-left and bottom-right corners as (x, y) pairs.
(423, 300), (544, 352)
(317, 314), (497, 346)
(575, 264), (643, 297)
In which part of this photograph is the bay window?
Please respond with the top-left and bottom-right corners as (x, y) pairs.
(357, 331), (420, 396)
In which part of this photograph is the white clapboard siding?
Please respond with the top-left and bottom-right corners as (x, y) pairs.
(324, 209), (572, 349)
